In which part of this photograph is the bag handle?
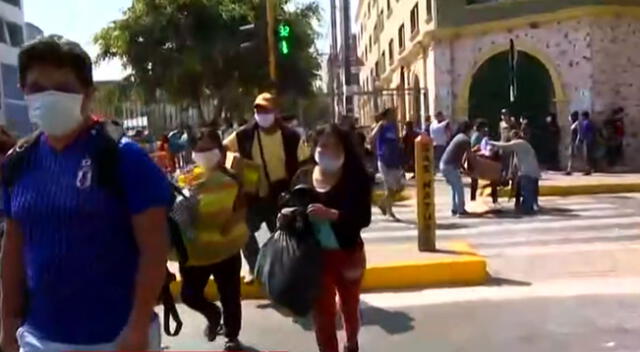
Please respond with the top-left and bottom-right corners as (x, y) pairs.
(255, 127), (273, 190)
(160, 282), (183, 337)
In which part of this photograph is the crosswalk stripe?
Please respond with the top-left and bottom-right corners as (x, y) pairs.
(466, 228), (640, 247)
(362, 216), (640, 239)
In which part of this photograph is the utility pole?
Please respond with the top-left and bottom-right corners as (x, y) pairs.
(267, 0), (277, 87)
(329, 0), (339, 121)
(342, 0), (354, 118)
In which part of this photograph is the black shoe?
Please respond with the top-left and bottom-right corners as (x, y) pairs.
(224, 338), (243, 351)
(344, 343), (359, 352)
(204, 310), (222, 342)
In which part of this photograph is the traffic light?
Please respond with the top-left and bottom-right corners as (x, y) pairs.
(239, 23), (257, 50)
(277, 22), (291, 56)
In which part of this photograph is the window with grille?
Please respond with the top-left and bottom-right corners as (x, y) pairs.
(389, 40), (395, 65)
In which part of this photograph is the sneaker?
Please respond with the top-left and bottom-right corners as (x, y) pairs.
(457, 210), (471, 217)
(583, 171), (592, 176)
(224, 338), (243, 351)
(451, 210), (458, 216)
(564, 171), (572, 176)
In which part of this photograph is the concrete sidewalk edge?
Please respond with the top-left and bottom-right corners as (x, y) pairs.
(169, 242), (488, 301)
(485, 182), (640, 197)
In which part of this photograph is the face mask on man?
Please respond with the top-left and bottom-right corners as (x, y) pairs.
(315, 149), (344, 173)
(26, 91), (85, 137)
(255, 113), (275, 128)
(192, 149), (222, 169)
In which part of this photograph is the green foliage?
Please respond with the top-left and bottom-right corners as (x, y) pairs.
(94, 0), (322, 123)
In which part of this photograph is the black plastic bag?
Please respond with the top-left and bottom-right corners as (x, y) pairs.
(255, 186), (323, 316)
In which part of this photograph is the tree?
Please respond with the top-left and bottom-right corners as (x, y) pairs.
(94, 0), (321, 125)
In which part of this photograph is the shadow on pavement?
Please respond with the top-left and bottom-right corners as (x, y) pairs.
(258, 302), (415, 335)
(486, 276), (532, 287)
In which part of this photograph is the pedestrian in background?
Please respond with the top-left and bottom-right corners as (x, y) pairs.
(370, 108), (404, 219)
(224, 93), (306, 283)
(441, 121), (473, 216)
(402, 120), (419, 174)
(181, 127), (247, 351)
(1, 35), (172, 352)
(579, 111), (597, 175)
(543, 113), (561, 171)
(291, 124), (372, 352)
(490, 131), (541, 214)
(469, 119), (498, 204)
(565, 111), (581, 175)
(430, 111), (451, 173)
(499, 109), (511, 142)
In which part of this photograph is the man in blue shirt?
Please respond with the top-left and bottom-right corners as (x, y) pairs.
(579, 111), (597, 175)
(0, 35), (172, 352)
(370, 108), (404, 219)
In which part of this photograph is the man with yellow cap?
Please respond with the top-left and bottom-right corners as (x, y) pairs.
(224, 92), (308, 282)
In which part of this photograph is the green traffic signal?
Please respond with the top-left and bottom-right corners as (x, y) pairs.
(279, 40), (290, 55)
(277, 23), (291, 55)
(278, 23), (291, 38)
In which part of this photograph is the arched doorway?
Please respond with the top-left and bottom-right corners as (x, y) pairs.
(468, 50), (555, 135)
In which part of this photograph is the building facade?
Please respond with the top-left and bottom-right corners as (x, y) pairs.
(357, 0), (640, 167)
(0, 0), (30, 136)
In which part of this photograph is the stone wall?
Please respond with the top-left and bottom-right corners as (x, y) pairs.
(590, 17), (640, 166)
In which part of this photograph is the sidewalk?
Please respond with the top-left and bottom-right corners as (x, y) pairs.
(483, 172), (640, 197)
(167, 241), (487, 301)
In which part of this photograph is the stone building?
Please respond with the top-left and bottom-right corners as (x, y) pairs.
(356, 0), (640, 167)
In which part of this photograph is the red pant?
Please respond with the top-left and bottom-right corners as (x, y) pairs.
(313, 247), (366, 352)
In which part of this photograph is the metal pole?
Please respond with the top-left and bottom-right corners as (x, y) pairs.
(267, 0), (277, 86)
(342, 0), (353, 117)
(329, 0), (339, 121)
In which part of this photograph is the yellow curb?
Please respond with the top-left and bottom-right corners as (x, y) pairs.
(483, 183), (640, 198)
(169, 242), (487, 301)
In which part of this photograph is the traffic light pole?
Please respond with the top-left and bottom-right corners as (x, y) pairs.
(267, 0), (278, 86)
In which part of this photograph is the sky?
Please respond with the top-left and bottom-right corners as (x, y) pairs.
(23, 0), (335, 82)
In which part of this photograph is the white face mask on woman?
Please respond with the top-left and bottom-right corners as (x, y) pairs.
(26, 91), (85, 137)
(315, 149), (344, 173)
(192, 149), (222, 169)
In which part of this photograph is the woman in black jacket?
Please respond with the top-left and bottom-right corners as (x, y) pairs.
(291, 124), (373, 352)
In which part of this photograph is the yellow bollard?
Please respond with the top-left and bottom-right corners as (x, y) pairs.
(415, 133), (436, 251)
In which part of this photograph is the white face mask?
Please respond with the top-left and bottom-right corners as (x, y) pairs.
(255, 113), (275, 128)
(315, 149), (344, 173)
(26, 91), (85, 137)
(192, 149), (222, 169)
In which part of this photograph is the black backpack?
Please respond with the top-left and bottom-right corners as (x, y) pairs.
(2, 121), (185, 336)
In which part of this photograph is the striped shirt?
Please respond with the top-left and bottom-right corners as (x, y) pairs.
(3, 132), (172, 344)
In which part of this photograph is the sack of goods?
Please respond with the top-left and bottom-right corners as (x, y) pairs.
(468, 153), (502, 182)
(255, 186), (323, 317)
(171, 170), (249, 266)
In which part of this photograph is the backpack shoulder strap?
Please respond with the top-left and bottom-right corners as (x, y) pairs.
(3, 130), (43, 189)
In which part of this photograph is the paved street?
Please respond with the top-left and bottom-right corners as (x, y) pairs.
(165, 178), (640, 351)
(162, 278), (640, 352)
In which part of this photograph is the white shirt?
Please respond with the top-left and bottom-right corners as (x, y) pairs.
(430, 120), (450, 146)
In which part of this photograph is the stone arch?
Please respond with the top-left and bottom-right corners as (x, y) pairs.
(455, 41), (567, 120)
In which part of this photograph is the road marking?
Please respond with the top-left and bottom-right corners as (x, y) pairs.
(361, 277), (640, 308)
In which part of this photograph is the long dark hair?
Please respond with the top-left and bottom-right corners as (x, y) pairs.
(313, 123), (373, 185)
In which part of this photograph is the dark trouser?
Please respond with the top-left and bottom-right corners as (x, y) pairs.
(180, 254), (242, 339)
(518, 176), (539, 214)
(244, 197), (278, 273)
(470, 178), (498, 204)
(585, 142), (597, 172)
(433, 145), (446, 173)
